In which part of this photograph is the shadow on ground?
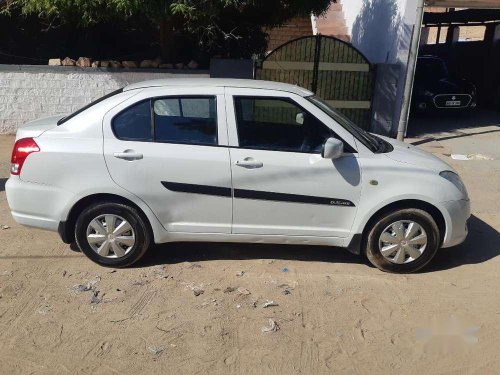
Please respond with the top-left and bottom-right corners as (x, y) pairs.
(424, 215), (500, 273)
(0, 178), (7, 192)
(410, 128), (500, 146)
(407, 109), (499, 138)
(137, 215), (499, 273)
(140, 241), (362, 269)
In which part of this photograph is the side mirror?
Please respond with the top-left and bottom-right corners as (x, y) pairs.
(295, 112), (304, 125)
(322, 137), (344, 159)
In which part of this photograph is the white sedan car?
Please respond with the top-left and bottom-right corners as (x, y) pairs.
(6, 79), (470, 273)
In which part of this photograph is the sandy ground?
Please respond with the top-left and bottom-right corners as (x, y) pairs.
(0, 112), (499, 374)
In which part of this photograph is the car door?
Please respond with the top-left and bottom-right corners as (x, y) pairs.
(103, 86), (232, 233)
(225, 88), (362, 238)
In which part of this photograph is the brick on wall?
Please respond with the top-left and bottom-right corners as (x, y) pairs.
(265, 4), (351, 51)
(314, 1), (350, 42)
(0, 68), (209, 134)
(266, 17), (313, 52)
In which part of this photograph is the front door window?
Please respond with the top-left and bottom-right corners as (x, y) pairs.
(234, 97), (336, 153)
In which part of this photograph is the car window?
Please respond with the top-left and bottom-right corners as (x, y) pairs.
(112, 100), (152, 141)
(234, 97), (336, 153)
(153, 97), (217, 145)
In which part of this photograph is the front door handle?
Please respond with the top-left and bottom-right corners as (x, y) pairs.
(235, 157), (263, 169)
(113, 150), (143, 161)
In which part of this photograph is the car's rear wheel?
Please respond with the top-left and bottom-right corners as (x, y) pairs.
(75, 202), (150, 267)
(364, 208), (440, 273)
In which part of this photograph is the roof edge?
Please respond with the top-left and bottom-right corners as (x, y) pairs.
(123, 78), (314, 97)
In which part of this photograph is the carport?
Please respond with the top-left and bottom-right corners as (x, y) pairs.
(397, 0), (500, 140)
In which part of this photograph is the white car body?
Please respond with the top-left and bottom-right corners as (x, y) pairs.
(6, 79), (470, 261)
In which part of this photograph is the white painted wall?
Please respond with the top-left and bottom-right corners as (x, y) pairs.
(339, 0), (420, 135)
(0, 66), (208, 134)
(345, 0), (415, 64)
(342, 0), (364, 35)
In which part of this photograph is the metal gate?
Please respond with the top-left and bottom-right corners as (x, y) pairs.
(255, 35), (374, 130)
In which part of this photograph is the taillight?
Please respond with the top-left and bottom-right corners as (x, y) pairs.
(11, 138), (40, 175)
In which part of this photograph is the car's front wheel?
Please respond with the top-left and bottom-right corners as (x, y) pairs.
(364, 208), (440, 273)
(75, 202), (151, 267)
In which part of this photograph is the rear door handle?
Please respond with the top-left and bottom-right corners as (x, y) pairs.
(113, 150), (143, 161)
(235, 157), (263, 169)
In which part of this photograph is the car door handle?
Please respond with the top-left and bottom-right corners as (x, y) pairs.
(235, 157), (263, 169)
(113, 150), (143, 161)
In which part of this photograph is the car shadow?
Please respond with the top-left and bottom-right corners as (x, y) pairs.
(422, 214), (500, 273)
(135, 215), (499, 273)
(0, 178), (7, 192)
(138, 241), (362, 268)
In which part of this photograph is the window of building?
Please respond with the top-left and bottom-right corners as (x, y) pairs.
(423, 26), (449, 44)
(458, 25), (486, 42)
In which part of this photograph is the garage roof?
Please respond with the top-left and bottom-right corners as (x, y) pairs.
(423, 8), (500, 24)
(425, 0), (500, 8)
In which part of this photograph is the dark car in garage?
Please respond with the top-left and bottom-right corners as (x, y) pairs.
(412, 56), (477, 113)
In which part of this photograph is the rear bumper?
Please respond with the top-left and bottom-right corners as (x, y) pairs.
(441, 199), (471, 248)
(10, 211), (59, 231)
(6, 176), (72, 233)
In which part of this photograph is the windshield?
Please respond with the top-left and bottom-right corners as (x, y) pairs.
(415, 58), (449, 81)
(57, 88), (124, 125)
(306, 96), (392, 153)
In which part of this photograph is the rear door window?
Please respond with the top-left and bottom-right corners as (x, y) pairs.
(112, 96), (217, 145)
(153, 97), (217, 145)
(112, 100), (152, 141)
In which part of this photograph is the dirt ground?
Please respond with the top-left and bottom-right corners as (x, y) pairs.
(0, 113), (499, 374)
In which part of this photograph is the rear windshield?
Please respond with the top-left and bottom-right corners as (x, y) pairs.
(57, 88), (124, 125)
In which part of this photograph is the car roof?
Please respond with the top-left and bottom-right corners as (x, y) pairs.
(124, 78), (314, 97)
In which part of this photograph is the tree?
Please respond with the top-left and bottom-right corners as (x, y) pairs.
(2, 0), (333, 60)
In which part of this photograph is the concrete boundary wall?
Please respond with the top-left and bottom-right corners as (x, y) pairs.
(0, 65), (209, 134)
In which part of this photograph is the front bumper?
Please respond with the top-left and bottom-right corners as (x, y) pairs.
(441, 199), (471, 248)
(413, 94), (476, 112)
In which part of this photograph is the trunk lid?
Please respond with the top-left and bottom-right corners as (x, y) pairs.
(16, 115), (61, 140)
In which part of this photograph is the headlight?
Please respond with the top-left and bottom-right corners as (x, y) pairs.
(440, 171), (468, 197)
(470, 84), (477, 97)
(424, 90), (434, 97)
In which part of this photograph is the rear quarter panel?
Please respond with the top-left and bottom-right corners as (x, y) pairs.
(17, 89), (167, 241)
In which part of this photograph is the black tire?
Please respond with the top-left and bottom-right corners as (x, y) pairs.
(75, 202), (151, 267)
(364, 208), (440, 273)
